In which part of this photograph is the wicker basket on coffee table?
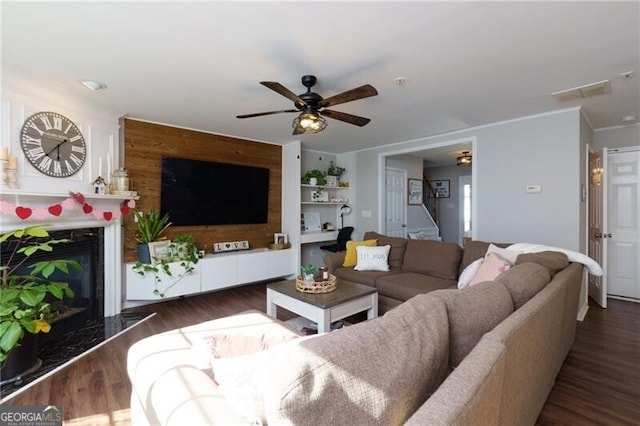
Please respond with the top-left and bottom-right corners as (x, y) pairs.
(295, 274), (337, 293)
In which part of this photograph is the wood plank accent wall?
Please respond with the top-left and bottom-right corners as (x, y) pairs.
(122, 118), (282, 262)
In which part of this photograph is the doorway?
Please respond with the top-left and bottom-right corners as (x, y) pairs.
(385, 167), (407, 237)
(607, 148), (640, 301)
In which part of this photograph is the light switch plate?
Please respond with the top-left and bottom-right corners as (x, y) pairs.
(526, 185), (542, 193)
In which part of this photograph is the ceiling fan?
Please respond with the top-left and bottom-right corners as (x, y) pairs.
(236, 75), (378, 135)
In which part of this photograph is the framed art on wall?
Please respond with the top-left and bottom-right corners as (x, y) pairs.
(408, 179), (423, 205)
(432, 180), (450, 198)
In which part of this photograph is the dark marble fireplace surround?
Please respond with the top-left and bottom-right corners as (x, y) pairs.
(0, 227), (148, 398)
(1, 227), (105, 343)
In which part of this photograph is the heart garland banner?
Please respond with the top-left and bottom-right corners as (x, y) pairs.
(0, 192), (136, 221)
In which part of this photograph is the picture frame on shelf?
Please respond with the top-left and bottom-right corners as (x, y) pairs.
(408, 179), (423, 205)
(432, 179), (450, 198)
(148, 240), (172, 264)
(274, 232), (288, 244)
(302, 212), (321, 232)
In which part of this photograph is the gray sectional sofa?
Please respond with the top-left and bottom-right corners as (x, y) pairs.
(324, 231), (508, 313)
(127, 246), (584, 425)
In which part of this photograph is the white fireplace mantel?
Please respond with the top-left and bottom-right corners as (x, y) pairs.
(0, 188), (138, 316)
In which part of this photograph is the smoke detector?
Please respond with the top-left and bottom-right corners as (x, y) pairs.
(551, 80), (611, 102)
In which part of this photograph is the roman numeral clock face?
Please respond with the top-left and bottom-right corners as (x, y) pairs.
(20, 111), (87, 178)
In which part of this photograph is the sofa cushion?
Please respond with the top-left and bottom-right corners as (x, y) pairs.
(343, 239), (377, 267)
(515, 251), (569, 277)
(264, 293), (451, 425)
(354, 244), (391, 271)
(494, 263), (551, 309)
(431, 281), (514, 368)
(364, 231), (408, 268)
(376, 272), (456, 301)
(333, 266), (402, 287)
(403, 239), (463, 280)
(459, 240), (510, 273)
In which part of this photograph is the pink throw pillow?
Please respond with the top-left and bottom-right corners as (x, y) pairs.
(468, 252), (512, 286)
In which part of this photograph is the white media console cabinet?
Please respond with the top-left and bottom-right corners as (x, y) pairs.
(125, 248), (295, 301)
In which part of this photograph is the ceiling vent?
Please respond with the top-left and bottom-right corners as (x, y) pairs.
(551, 80), (612, 102)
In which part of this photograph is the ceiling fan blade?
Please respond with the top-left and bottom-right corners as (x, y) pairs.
(236, 109), (298, 119)
(260, 81), (307, 108)
(321, 109), (371, 127)
(319, 84), (378, 108)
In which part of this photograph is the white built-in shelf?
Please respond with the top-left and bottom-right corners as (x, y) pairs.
(301, 201), (345, 205)
(300, 230), (338, 244)
(301, 184), (349, 190)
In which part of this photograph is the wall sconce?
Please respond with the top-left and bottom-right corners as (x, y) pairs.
(457, 151), (472, 167)
(292, 112), (327, 135)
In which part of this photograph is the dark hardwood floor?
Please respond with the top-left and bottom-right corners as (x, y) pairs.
(1, 283), (638, 425)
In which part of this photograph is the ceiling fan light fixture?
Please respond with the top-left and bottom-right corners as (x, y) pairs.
(457, 151), (472, 167)
(292, 112), (327, 134)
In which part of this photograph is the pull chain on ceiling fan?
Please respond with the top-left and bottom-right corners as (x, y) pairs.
(236, 75), (378, 135)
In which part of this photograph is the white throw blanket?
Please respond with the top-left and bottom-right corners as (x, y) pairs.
(507, 243), (603, 276)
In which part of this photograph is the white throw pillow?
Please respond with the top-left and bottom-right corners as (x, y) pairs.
(468, 252), (512, 287)
(354, 244), (391, 271)
(211, 335), (318, 424)
(457, 258), (483, 289)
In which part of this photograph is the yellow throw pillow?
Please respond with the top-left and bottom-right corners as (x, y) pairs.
(343, 239), (378, 267)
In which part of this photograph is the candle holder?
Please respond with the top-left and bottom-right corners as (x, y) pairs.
(0, 159), (6, 187)
(4, 168), (18, 189)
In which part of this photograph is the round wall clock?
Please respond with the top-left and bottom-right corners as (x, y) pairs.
(20, 111), (87, 178)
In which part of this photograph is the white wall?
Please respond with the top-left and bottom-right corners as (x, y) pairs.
(352, 108), (583, 251)
(593, 124), (640, 151)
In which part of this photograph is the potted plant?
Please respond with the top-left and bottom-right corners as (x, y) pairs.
(300, 264), (318, 284)
(0, 226), (79, 381)
(301, 169), (327, 186)
(327, 161), (346, 182)
(134, 208), (172, 263)
(132, 233), (199, 297)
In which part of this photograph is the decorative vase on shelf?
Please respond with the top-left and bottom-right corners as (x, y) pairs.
(138, 242), (151, 264)
(309, 177), (318, 186)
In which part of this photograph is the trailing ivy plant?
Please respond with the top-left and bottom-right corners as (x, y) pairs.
(132, 233), (199, 297)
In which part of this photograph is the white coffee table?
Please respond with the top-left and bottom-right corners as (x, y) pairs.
(266, 279), (378, 333)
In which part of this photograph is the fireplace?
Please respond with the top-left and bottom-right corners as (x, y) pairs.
(1, 227), (104, 343)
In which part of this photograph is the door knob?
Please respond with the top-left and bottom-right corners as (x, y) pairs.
(594, 233), (602, 238)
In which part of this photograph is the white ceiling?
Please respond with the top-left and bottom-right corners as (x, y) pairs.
(2, 1), (639, 161)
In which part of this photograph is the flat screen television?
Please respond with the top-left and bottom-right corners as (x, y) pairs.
(160, 156), (270, 226)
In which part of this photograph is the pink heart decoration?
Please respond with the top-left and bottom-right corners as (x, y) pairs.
(48, 204), (63, 216)
(83, 203), (93, 214)
(112, 210), (122, 219)
(15, 206), (32, 220)
(103, 211), (113, 221)
(93, 210), (103, 220)
(71, 192), (85, 205)
(61, 198), (75, 209)
(127, 199), (136, 208)
(0, 201), (14, 214)
(33, 209), (48, 220)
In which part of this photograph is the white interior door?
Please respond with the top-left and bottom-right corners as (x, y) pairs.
(607, 149), (640, 301)
(459, 175), (472, 245)
(385, 168), (406, 237)
(588, 150), (607, 308)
